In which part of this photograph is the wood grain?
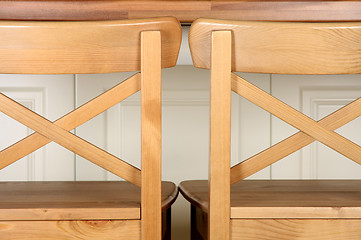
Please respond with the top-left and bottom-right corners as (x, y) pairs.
(189, 19), (361, 74)
(189, 206), (361, 240)
(179, 180), (361, 219)
(141, 31), (162, 240)
(0, 181), (177, 221)
(208, 31), (231, 240)
(231, 219), (361, 240)
(0, 73), (140, 172)
(1, 1), (361, 22)
(0, 220), (140, 240)
(0, 17), (181, 74)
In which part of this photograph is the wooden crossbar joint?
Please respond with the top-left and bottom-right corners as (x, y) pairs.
(209, 30), (231, 240)
(0, 73), (142, 186)
(140, 30), (162, 240)
(230, 73), (361, 184)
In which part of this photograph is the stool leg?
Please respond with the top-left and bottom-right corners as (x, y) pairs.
(162, 208), (172, 240)
(191, 205), (208, 240)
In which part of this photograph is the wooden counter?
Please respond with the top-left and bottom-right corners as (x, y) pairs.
(1, 0), (361, 23)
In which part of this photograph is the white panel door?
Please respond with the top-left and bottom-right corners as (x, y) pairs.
(271, 74), (361, 179)
(0, 74), (75, 181)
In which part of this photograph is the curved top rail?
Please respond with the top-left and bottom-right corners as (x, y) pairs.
(0, 17), (182, 74)
(189, 18), (361, 74)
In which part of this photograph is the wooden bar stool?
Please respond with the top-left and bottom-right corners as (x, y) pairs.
(0, 17), (181, 240)
(179, 18), (361, 240)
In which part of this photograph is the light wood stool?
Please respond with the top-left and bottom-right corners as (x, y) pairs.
(0, 17), (181, 240)
(179, 18), (361, 240)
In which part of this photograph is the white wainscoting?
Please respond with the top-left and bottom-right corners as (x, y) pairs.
(0, 74), (75, 181)
(271, 74), (361, 180)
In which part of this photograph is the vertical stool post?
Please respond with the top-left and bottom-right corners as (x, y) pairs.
(141, 30), (162, 240)
(209, 30), (232, 240)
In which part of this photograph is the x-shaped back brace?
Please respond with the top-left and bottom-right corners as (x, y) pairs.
(231, 73), (361, 184)
(0, 73), (142, 186)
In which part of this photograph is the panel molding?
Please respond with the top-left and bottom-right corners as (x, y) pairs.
(0, 88), (45, 181)
(301, 86), (361, 179)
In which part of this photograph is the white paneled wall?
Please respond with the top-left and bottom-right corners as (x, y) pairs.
(271, 74), (361, 180)
(74, 71), (138, 181)
(1, 26), (361, 240)
(0, 74), (75, 181)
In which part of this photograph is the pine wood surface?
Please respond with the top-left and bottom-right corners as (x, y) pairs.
(189, 19), (361, 74)
(140, 31), (162, 240)
(1, 0), (361, 22)
(191, 207), (361, 240)
(0, 181), (177, 221)
(179, 180), (361, 219)
(0, 220), (141, 240)
(208, 31), (231, 240)
(0, 17), (181, 74)
(231, 219), (361, 240)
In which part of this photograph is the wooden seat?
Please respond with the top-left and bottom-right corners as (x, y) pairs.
(179, 18), (361, 240)
(0, 17), (181, 239)
(181, 180), (361, 239)
(0, 181), (177, 239)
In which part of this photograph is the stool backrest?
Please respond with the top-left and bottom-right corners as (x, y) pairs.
(0, 17), (181, 240)
(189, 18), (361, 240)
(190, 18), (361, 74)
(0, 17), (181, 74)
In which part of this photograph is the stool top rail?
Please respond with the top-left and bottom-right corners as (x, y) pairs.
(0, 17), (181, 74)
(189, 18), (361, 74)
